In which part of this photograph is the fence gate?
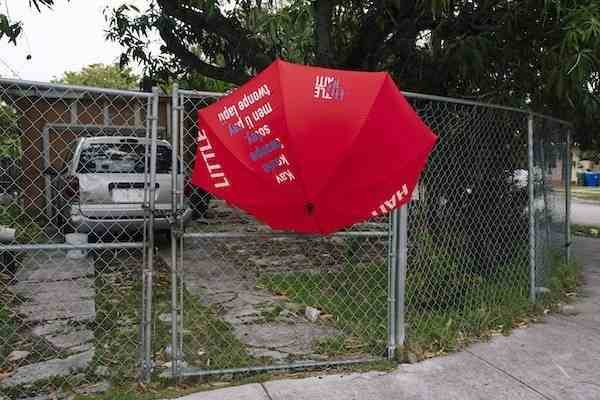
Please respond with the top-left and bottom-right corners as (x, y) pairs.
(165, 85), (397, 379)
(0, 79), (163, 398)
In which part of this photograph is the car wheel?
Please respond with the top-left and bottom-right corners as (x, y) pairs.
(50, 199), (71, 234)
(156, 229), (172, 245)
(189, 189), (211, 219)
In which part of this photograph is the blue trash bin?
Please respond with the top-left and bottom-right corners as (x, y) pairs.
(583, 172), (600, 187)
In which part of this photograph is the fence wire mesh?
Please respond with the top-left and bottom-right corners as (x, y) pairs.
(0, 79), (572, 398)
(0, 79), (158, 398)
(404, 98), (531, 353)
(532, 116), (569, 289)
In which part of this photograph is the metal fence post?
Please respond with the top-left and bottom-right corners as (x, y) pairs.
(527, 113), (536, 303)
(565, 130), (571, 264)
(539, 133), (551, 247)
(395, 205), (408, 348)
(177, 93), (185, 365)
(170, 83), (180, 379)
(142, 87), (160, 381)
(387, 205), (408, 359)
(139, 96), (151, 379)
(387, 210), (398, 359)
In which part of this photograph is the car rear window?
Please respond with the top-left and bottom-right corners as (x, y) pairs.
(76, 142), (174, 174)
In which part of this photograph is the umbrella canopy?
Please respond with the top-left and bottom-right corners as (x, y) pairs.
(191, 59), (437, 234)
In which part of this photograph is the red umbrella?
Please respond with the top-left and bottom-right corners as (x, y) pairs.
(191, 59), (437, 234)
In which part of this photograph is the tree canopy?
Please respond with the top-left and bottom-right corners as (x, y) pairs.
(52, 63), (140, 90)
(106, 0), (600, 147)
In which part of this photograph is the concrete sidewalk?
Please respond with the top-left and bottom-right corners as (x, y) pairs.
(174, 237), (600, 400)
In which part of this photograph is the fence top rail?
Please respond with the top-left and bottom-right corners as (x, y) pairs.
(178, 88), (225, 98)
(176, 87), (572, 127)
(0, 77), (570, 126)
(43, 123), (167, 132)
(183, 230), (389, 239)
(403, 91), (572, 126)
(0, 77), (155, 98)
(529, 111), (573, 127)
(0, 242), (145, 251)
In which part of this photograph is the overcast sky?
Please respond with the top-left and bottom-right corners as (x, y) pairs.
(0, 0), (149, 82)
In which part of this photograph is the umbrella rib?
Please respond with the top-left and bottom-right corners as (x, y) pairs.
(276, 61), (323, 233)
(312, 73), (389, 205)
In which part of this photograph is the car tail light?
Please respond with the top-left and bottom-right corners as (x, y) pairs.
(64, 176), (79, 201)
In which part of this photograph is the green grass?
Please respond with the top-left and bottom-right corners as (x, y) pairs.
(257, 304), (285, 323)
(0, 302), (17, 367)
(151, 270), (252, 372)
(572, 224), (600, 238)
(93, 252), (144, 384)
(571, 187), (600, 202)
(258, 246), (579, 361)
(536, 252), (580, 308)
(92, 250), (251, 393)
(257, 262), (388, 356)
(0, 203), (44, 243)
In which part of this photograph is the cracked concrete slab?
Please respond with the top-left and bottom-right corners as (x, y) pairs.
(11, 253), (96, 323)
(160, 238), (346, 364)
(13, 279), (94, 301)
(171, 384), (270, 400)
(15, 252), (94, 282)
(44, 328), (94, 351)
(236, 323), (338, 358)
(265, 355), (547, 400)
(0, 350), (95, 387)
(4, 250), (96, 390)
(17, 299), (95, 323)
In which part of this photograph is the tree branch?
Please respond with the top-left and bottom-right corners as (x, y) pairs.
(344, 1), (418, 70)
(157, 19), (251, 85)
(156, 0), (272, 72)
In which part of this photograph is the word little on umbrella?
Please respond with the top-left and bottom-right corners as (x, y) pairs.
(196, 128), (230, 189)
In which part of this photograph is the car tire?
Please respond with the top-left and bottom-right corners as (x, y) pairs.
(156, 229), (171, 245)
(189, 189), (211, 219)
(48, 179), (74, 235)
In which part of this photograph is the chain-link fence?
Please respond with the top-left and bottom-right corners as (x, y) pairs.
(0, 78), (571, 398)
(0, 79), (161, 399)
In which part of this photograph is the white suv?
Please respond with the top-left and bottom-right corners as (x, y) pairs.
(48, 136), (194, 237)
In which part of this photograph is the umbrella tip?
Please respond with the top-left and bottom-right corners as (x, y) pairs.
(305, 203), (315, 215)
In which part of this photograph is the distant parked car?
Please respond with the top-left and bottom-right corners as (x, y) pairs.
(45, 136), (205, 236)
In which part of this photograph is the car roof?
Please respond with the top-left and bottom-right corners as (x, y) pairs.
(80, 136), (171, 147)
